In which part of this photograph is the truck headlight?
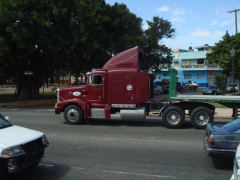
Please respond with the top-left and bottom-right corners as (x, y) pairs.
(42, 135), (49, 146)
(2, 146), (25, 157)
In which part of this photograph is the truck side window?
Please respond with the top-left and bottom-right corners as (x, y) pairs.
(90, 75), (102, 85)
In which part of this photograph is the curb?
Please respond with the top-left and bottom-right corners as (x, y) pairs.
(0, 100), (56, 108)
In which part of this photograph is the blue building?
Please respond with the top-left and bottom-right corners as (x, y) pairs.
(153, 44), (223, 87)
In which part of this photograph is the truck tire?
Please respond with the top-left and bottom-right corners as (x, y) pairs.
(190, 106), (213, 129)
(162, 106), (185, 129)
(0, 161), (7, 180)
(64, 105), (84, 125)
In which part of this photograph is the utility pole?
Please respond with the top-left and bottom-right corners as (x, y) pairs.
(228, 9), (240, 33)
(228, 9), (239, 117)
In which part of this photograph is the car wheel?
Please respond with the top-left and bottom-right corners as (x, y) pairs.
(0, 161), (7, 180)
(190, 106), (213, 129)
(64, 105), (84, 125)
(162, 106), (185, 129)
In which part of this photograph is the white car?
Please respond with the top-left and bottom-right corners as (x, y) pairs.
(230, 143), (240, 180)
(227, 83), (238, 93)
(0, 114), (49, 180)
(154, 85), (163, 95)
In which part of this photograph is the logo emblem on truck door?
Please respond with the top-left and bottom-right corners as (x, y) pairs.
(73, 91), (81, 96)
(127, 85), (132, 90)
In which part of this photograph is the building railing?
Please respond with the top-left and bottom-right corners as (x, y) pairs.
(180, 64), (221, 70)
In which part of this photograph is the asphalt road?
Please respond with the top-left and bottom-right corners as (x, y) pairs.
(1, 108), (233, 180)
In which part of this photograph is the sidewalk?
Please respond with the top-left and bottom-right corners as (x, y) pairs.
(0, 99), (56, 108)
(214, 108), (234, 119)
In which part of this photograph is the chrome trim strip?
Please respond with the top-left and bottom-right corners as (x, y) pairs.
(111, 104), (136, 108)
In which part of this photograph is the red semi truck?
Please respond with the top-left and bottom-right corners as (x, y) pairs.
(55, 46), (155, 125)
(55, 46), (240, 129)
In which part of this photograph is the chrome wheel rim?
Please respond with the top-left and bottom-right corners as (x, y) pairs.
(194, 112), (209, 125)
(67, 109), (79, 122)
(166, 111), (180, 125)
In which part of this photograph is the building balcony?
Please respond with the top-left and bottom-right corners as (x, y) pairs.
(179, 64), (222, 71)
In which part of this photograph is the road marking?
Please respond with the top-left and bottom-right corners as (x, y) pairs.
(39, 163), (54, 167)
(103, 137), (193, 143)
(101, 170), (177, 178)
(73, 167), (177, 178)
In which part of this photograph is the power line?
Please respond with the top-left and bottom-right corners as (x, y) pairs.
(228, 9), (240, 34)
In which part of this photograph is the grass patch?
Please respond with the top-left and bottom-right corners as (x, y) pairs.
(207, 103), (227, 108)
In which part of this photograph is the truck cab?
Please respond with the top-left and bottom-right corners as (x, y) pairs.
(55, 46), (154, 124)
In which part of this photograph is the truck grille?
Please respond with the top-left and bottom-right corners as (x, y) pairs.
(20, 138), (43, 154)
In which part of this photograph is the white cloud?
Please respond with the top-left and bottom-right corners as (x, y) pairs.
(221, 20), (232, 25)
(214, 8), (221, 14)
(210, 21), (218, 25)
(142, 24), (149, 30)
(173, 7), (187, 16)
(156, 6), (169, 12)
(171, 16), (185, 23)
(189, 29), (224, 38)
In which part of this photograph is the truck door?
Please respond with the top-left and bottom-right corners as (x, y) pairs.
(87, 72), (106, 103)
(123, 75), (135, 102)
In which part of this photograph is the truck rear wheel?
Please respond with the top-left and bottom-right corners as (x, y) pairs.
(64, 105), (84, 125)
(162, 106), (185, 129)
(190, 106), (213, 129)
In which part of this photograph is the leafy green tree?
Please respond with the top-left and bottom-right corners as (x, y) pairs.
(214, 74), (227, 95)
(206, 31), (240, 81)
(0, 0), (67, 99)
(0, 0), (176, 100)
(144, 17), (175, 75)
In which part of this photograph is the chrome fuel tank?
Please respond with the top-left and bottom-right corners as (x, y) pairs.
(120, 107), (146, 120)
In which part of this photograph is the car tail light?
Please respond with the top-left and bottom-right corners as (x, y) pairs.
(207, 137), (215, 145)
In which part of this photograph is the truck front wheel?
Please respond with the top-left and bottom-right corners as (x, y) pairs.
(162, 106), (185, 129)
(64, 105), (84, 125)
(190, 106), (213, 129)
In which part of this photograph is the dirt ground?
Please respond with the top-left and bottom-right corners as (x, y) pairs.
(0, 87), (56, 103)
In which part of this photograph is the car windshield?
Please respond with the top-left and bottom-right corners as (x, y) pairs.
(222, 119), (240, 133)
(0, 114), (12, 129)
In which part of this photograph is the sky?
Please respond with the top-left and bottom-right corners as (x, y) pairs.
(105, 0), (240, 50)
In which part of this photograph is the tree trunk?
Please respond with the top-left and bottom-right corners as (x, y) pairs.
(16, 73), (40, 100)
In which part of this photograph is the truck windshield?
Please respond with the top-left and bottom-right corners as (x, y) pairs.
(0, 114), (12, 129)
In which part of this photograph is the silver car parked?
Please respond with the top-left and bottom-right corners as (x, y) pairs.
(230, 143), (240, 180)
(204, 119), (240, 160)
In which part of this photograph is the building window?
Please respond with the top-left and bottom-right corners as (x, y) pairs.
(197, 59), (204, 64)
(197, 74), (205, 79)
(184, 74), (191, 79)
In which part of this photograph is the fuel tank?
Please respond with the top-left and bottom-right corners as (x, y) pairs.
(120, 107), (146, 120)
